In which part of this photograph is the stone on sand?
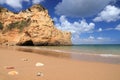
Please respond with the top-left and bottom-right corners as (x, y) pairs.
(8, 71), (19, 75)
(35, 62), (44, 67)
(37, 72), (44, 76)
(5, 66), (15, 69)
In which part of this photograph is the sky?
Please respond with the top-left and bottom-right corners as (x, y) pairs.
(0, 0), (120, 44)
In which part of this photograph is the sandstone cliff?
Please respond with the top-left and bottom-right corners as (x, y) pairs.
(0, 4), (71, 46)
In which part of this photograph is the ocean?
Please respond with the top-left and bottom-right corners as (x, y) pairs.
(33, 44), (120, 55)
(17, 44), (120, 64)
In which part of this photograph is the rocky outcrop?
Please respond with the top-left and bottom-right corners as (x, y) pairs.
(0, 4), (71, 46)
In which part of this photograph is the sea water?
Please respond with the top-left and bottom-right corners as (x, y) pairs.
(35, 44), (120, 55)
(18, 44), (120, 64)
(38, 44), (120, 63)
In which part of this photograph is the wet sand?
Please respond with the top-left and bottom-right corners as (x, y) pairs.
(0, 47), (120, 80)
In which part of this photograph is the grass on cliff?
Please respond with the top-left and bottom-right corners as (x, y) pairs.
(0, 22), (3, 30)
(0, 7), (8, 12)
(3, 19), (31, 33)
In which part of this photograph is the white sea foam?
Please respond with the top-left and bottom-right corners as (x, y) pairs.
(52, 50), (70, 53)
(99, 54), (120, 58)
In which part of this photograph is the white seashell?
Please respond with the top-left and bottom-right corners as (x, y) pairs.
(8, 71), (19, 75)
(35, 62), (44, 67)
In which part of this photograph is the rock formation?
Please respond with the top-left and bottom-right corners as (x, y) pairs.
(0, 4), (71, 46)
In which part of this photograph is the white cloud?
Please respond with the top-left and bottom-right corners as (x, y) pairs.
(115, 24), (120, 30)
(73, 36), (112, 44)
(54, 15), (116, 44)
(0, 0), (29, 8)
(88, 36), (95, 40)
(53, 16), (96, 44)
(98, 28), (103, 32)
(96, 24), (120, 32)
(93, 5), (120, 22)
(54, 16), (95, 34)
(97, 37), (104, 40)
(0, 0), (5, 4)
(32, 0), (44, 4)
(6, 0), (23, 8)
(55, 0), (114, 17)
(0, 0), (44, 9)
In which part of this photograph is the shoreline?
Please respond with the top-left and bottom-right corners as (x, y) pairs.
(1, 46), (120, 64)
(0, 46), (120, 80)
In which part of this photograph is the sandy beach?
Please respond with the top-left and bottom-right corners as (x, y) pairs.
(0, 47), (120, 80)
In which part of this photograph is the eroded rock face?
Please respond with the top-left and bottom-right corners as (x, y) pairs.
(0, 4), (71, 46)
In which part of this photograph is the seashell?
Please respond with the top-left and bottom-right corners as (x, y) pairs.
(37, 72), (44, 76)
(35, 62), (44, 67)
(8, 71), (19, 75)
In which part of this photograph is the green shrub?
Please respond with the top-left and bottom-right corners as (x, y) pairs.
(7, 21), (19, 30)
(3, 19), (31, 33)
(0, 7), (3, 12)
(0, 22), (3, 30)
(0, 7), (8, 12)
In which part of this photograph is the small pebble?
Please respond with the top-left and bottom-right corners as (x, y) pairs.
(35, 62), (44, 67)
(37, 72), (44, 76)
(21, 58), (28, 61)
(5, 66), (15, 69)
(8, 71), (19, 75)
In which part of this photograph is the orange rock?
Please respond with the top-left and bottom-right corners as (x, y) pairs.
(0, 4), (71, 46)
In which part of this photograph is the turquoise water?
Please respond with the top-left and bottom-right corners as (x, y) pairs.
(33, 44), (120, 55)
(35, 44), (120, 63)
(72, 44), (120, 55)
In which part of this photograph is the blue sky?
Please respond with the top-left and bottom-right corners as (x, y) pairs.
(0, 0), (120, 44)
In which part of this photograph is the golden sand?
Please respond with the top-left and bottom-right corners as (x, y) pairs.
(0, 47), (120, 80)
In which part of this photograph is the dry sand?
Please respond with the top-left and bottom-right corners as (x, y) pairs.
(0, 47), (120, 80)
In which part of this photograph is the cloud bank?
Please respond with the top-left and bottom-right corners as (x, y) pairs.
(72, 35), (112, 44)
(32, 0), (44, 4)
(96, 23), (120, 32)
(0, 0), (44, 9)
(93, 5), (120, 22)
(115, 24), (120, 30)
(53, 16), (95, 34)
(55, 0), (115, 17)
(53, 16), (95, 44)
